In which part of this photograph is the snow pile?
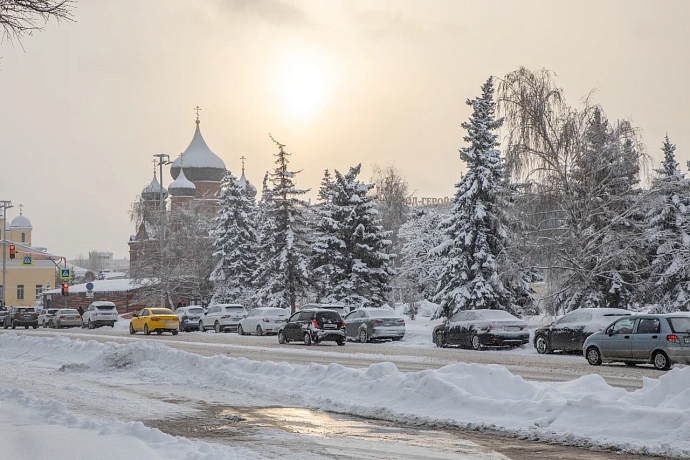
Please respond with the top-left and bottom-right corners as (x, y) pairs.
(1, 334), (689, 457)
(0, 386), (265, 460)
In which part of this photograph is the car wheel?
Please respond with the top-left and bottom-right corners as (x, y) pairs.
(535, 335), (550, 354)
(435, 331), (445, 348)
(25, 325), (29, 329)
(214, 322), (221, 334)
(652, 351), (671, 371)
(33, 324), (38, 329)
(471, 333), (482, 351)
(359, 329), (368, 343)
(303, 332), (312, 346)
(586, 346), (602, 366)
(278, 331), (286, 344)
(129, 323), (135, 335)
(256, 325), (264, 336)
(172, 330), (178, 336)
(238, 324), (244, 335)
(144, 324), (150, 335)
(336, 338), (345, 346)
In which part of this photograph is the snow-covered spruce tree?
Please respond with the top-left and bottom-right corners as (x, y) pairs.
(210, 170), (259, 305)
(647, 136), (690, 311)
(559, 110), (647, 311)
(312, 164), (394, 308)
(433, 77), (516, 318)
(253, 137), (311, 313)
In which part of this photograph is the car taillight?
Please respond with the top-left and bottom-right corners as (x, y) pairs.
(487, 324), (493, 330)
(182, 316), (188, 321)
(173, 317), (179, 322)
(59, 316), (66, 319)
(76, 315), (81, 319)
(667, 334), (680, 343)
(14, 312), (19, 316)
(33, 312), (39, 316)
(312, 320), (319, 328)
(262, 318), (270, 322)
(151, 317), (160, 322)
(341, 321), (346, 327)
(519, 326), (525, 330)
(372, 319), (383, 324)
(397, 319), (405, 323)
(221, 315), (231, 319)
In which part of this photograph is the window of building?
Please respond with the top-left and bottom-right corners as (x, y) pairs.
(21, 233), (26, 243)
(35, 285), (43, 299)
(17, 285), (24, 300)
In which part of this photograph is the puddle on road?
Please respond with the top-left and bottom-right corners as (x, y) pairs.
(146, 403), (652, 460)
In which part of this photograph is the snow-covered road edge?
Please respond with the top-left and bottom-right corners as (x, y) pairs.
(1, 333), (688, 458)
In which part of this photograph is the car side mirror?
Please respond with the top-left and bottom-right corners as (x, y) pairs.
(607, 330), (613, 336)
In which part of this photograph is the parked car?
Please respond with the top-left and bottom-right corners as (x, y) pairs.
(238, 307), (289, 336)
(199, 304), (247, 333)
(278, 308), (345, 346)
(81, 301), (119, 329)
(432, 309), (529, 350)
(129, 308), (179, 335)
(533, 308), (632, 354)
(584, 314), (690, 370)
(38, 308), (60, 328)
(343, 308), (406, 342)
(3, 306), (39, 329)
(0, 307), (6, 325)
(176, 306), (206, 332)
(50, 309), (82, 328)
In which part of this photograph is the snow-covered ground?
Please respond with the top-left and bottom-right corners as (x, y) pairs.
(1, 333), (688, 458)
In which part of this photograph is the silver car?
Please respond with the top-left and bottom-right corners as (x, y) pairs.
(50, 309), (82, 328)
(176, 306), (206, 332)
(238, 307), (289, 336)
(584, 314), (690, 370)
(38, 308), (60, 328)
(343, 308), (406, 343)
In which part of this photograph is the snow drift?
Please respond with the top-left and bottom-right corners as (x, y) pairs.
(1, 333), (689, 458)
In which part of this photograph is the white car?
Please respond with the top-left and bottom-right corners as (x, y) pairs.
(81, 301), (119, 329)
(176, 306), (206, 332)
(237, 308), (289, 336)
(38, 308), (60, 328)
(199, 304), (247, 333)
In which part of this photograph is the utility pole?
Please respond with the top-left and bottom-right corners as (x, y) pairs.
(0, 200), (13, 309)
(153, 154), (170, 309)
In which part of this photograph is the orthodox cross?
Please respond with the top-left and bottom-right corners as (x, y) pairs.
(240, 156), (247, 175)
(194, 105), (202, 121)
(19, 204), (24, 215)
(152, 159), (157, 176)
(179, 152), (184, 168)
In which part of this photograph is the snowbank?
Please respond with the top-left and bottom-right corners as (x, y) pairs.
(1, 333), (689, 457)
(0, 386), (267, 460)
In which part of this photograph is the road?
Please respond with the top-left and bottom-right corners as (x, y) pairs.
(0, 326), (666, 389)
(0, 327), (660, 459)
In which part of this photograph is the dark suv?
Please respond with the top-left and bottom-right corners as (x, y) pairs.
(3, 306), (39, 329)
(278, 309), (346, 346)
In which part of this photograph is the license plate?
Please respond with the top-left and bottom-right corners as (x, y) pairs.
(505, 326), (520, 331)
(276, 319), (286, 323)
(324, 324), (337, 329)
(163, 319), (172, 323)
(684, 337), (690, 344)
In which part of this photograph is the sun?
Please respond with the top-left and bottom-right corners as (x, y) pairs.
(278, 51), (329, 119)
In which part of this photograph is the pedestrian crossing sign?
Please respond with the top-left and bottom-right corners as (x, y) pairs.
(59, 268), (72, 279)
(22, 256), (33, 266)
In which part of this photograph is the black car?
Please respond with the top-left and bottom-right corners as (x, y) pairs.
(432, 309), (529, 350)
(533, 308), (632, 354)
(278, 309), (346, 346)
(3, 306), (39, 329)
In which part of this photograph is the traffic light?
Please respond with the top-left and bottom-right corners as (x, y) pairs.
(61, 283), (69, 297)
(9, 245), (15, 259)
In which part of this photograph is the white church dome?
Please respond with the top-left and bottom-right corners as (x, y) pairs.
(10, 214), (32, 230)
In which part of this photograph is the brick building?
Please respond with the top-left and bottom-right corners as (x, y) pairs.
(42, 279), (143, 314)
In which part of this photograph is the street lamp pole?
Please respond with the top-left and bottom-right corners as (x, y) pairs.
(0, 200), (14, 308)
(153, 154), (170, 309)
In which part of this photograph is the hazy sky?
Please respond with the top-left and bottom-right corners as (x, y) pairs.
(1, 0), (688, 259)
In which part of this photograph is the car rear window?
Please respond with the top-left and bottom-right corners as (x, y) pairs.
(188, 308), (204, 314)
(224, 307), (245, 313)
(61, 310), (79, 315)
(315, 311), (341, 322)
(96, 305), (116, 310)
(367, 309), (399, 318)
(477, 310), (516, 320)
(668, 317), (690, 333)
(263, 308), (287, 316)
(17, 307), (35, 313)
(48, 309), (59, 314)
(151, 309), (175, 315)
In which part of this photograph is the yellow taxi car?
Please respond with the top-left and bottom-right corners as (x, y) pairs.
(129, 308), (179, 335)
